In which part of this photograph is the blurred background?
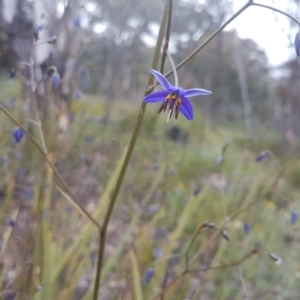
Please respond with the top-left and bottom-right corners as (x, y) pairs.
(0, 0), (300, 299)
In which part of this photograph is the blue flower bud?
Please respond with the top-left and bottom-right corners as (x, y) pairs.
(153, 248), (163, 258)
(294, 32), (300, 57)
(9, 69), (16, 79)
(291, 210), (298, 225)
(13, 127), (24, 144)
(256, 151), (266, 162)
(75, 89), (83, 99)
(52, 72), (61, 89)
(194, 188), (201, 196)
(36, 25), (44, 31)
(73, 17), (81, 27)
(145, 268), (154, 283)
(243, 223), (250, 234)
(8, 220), (15, 227)
(23, 187), (33, 201)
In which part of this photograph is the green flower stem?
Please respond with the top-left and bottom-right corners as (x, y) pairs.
(251, 2), (300, 28)
(164, 0), (252, 78)
(92, 1), (172, 299)
(0, 104), (101, 230)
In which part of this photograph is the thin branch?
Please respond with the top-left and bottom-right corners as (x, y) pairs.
(153, 251), (256, 299)
(92, 1), (172, 299)
(184, 222), (216, 269)
(164, 1), (252, 78)
(251, 2), (300, 28)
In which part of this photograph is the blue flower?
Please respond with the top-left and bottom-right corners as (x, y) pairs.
(52, 72), (60, 89)
(73, 17), (81, 27)
(144, 69), (211, 121)
(294, 32), (300, 57)
(8, 220), (15, 227)
(291, 210), (298, 225)
(144, 268), (154, 283)
(256, 151), (266, 162)
(13, 127), (24, 144)
(243, 223), (250, 234)
(194, 188), (201, 196)
(75, 89), (83, 99)
(153, 248), (163, 258)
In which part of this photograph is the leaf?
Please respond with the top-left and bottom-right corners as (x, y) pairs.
(129, 249), (144, 300)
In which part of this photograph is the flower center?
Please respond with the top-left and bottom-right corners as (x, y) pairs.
(158, 92), (181, 122)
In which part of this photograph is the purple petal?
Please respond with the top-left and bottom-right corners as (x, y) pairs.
(149, 69), (173, 91)
(184, 88), (212, 97)
(144, 90), (168, 103)
(179, 96), (193, 120)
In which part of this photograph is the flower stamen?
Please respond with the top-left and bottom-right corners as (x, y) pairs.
(158, 92), (182, 122)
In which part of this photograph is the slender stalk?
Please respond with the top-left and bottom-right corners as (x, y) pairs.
(152, 251), (256, 299)
(29, 49), (48, 154)
(184, 222), (212, 269)
(251, 2), (300, 27)
(189, 251), (256, 273)
(92, 2), (172, 299)
(165, 49), (178, 86)
(164, 1), (252, 78)
(160, 0), (173, 73)
(0, 104), (101, 230)
(163, 0), (300, 79)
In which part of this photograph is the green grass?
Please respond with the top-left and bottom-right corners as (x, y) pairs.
(0, 86), (300, 300)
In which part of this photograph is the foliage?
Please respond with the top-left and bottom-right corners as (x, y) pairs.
(0, 0), (300, 300)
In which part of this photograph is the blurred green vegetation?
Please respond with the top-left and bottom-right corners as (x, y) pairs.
(0, 76), (300, 299)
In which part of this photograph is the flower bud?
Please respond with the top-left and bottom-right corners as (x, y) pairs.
(291, 210), (298, 225)
(243, 223), (250, 234)
(222, 229), (230, 241)
(256, 151), (266, 162)
(73, 17), (81, 27)
(75, 89), (83, 99)
(52, 72), (61, 89)
(203, 221), (216, 229)
(268, 253), (282, 265)
(194, 188), (201, 196)
(13, 127), (24, 144)
(145, 268), (154, 283)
